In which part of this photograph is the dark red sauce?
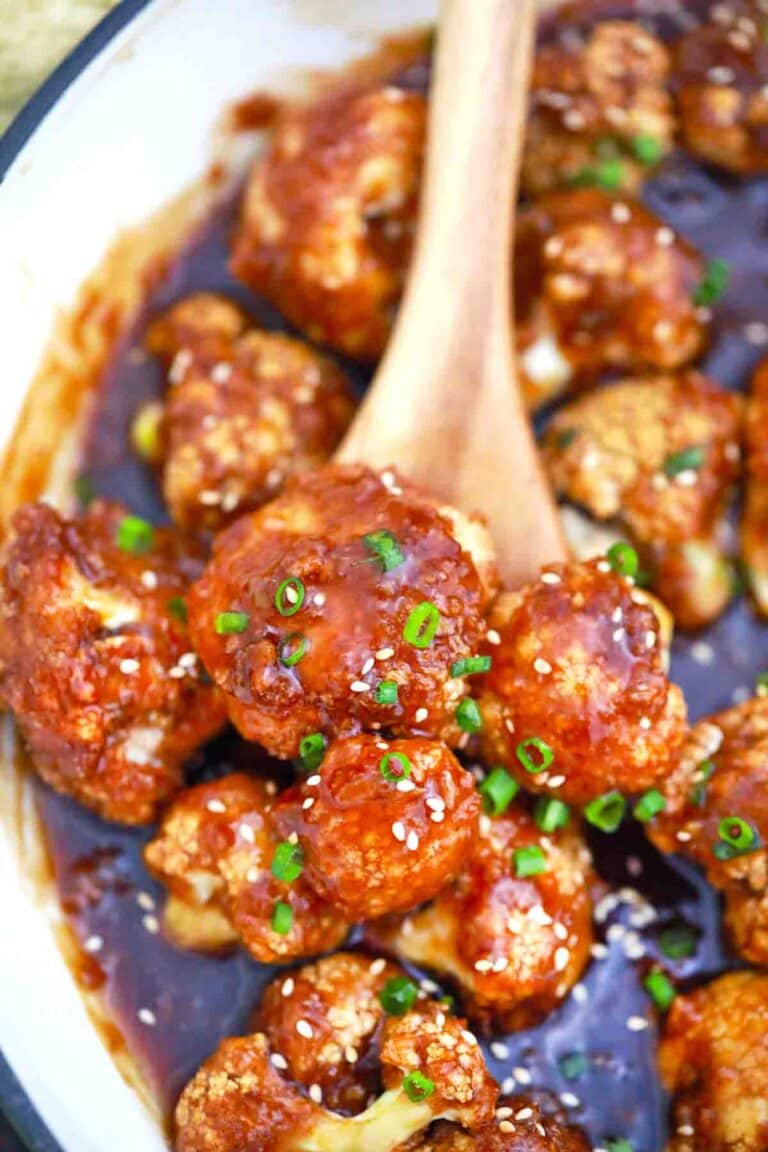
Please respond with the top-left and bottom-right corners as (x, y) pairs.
(34, 3), (768, 1149)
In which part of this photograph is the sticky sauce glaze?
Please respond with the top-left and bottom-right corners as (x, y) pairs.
(33, 3), (768, 1149)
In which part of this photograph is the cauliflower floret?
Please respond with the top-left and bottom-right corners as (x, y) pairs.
(0, 500), (225, 824)
(515, 189), (707, 409)
(231, 85), (426, 360)
(522, 21), (674, 197)
(144, 774), (350, 962)
(414, 1097), (591, 1150)
(659, 971), (768, 1152)
(142, 293), (355, 532)
(649, 695), (768, 965)
(187, 464), (498, 759)
(544, 372), (742, 629)
(273, 734), (479, 920)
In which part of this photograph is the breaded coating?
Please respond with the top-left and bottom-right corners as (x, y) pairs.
(649, 696), (768, 965)
(144, 293), (355, 532)
(256, 952), (403, 1114)
(414, 1098), (590, 1150)
(543, 372), (742, 629)
(187, 464), (497, 759)
(676, 1), (768, 175)
(231, 85), (426, 360)
(659, 971), (768, 1152)
(0, 501), (225, 824)
(515, 189), (707, 409)
(378, 805), (593, 1031)
(175, 1002), (497, 1152)
(522, 21), (674, 197)
(742, 357), (768, 614)
(144, 775), (350, 962)
(476, 559), (687, 807)
(273, 735), (480, 920)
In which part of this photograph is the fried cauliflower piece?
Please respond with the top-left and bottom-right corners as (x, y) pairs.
(475, 558), (687, 807)
(659, 971), (768, 1152)
(0, 501), (225, 824)
(377, 804), (593, 1032)
(175, 1002), (497, 1152)
(515, 189), (707, 409)
(272, 735), (479, 921)
(543, 372), (742, 629)
(414, 1098), (591, 1151)
(649, 695), (768, 965)
(187, 464), (497, 760)
(231, 85), (426, 360)
(144, 774), (350, 962)
(522, 21), (674, 198)
(742, 358), (768, 614)
(676, 1), (768, 175)
(256, 952), (405, 1115)
(141, 293), (355, 533)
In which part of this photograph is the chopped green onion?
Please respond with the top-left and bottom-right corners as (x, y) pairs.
(559, 1051), (589, 1081)
(535, 797), (570, 833)
(570, 158), (624, 191)
(380, 751), (412, 783)
(378, 976), (419, 1016)
(456, 698), (483, 734)
(689, 759), (715, 807)
(585, 790), (626, 834)
(403, 601), (441, 648)
(167, 596), (188, 624)
(632, 134), (664, 166)
(402, 1071), (435, 1103)
(116, 515), (155, 555)
(757, 670), (768, 697)
(278, 632), (308, 668)
(516, 736), (554, 775)
(513, 844), (547, 878)
(375, 679), (399, 705)
(215, 611), (249, 635)
(607, 541), (639, 579)
(451, 655), (492, 678)
(363, 530), (405, 572)
(644, 968), (676, 1011)
(271, 841), (304, 883)
(275, 576), (305, 617)
(658, 923), (698, 960)
(662, 446), (705, 478)
(692, 258), (729, 306)
(478, 767), (519, 816)
(299, 733), (327, 772)
(714, 816), (760, 860)
(607, 1141), (633, 1152)
(271, 901), (293, 935)
(74, 474), (96, 506)
(131, 401), (164, 462)
(634, 789), (666, 824)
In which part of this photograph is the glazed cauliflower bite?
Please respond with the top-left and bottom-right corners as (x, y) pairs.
(255, 952), (405, 1115)
(544, 372), (743, 630)
(0, 501), (225, 824)
(272, 734), (480, 921)
(659, 971), (768, 1152)
(378, 804), (593, 1032)
(175, 1001), (497, 1152)
(514, 189), (707, 409)
(649, 695), (768, 965)
(522, 21), (674, 198)
(476, 558), (687, 807)
(144, 774), (350, 962)
(742, 358), (768, 614)
(231, 85), (426, 360)
(187, 464), (497, 759)
(141, 293), (355, 533)
(676, 1), (768, 175)
(414, 1098), (591, 1151)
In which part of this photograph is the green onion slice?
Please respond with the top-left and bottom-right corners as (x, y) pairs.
(275, 576), (305, 617)
(714, 816), (760, 860)
(375, 680), (399, 705)
(299, 733), (326, 773)
(456, 698), (483, 734)
(644, 969), (676, 1011)
(689, 759), (714, 807)
(380, 751), (412, 783)
(363, 530), (405, 572)
(378, 976), (419, 1016)
(478, 767), (519, 816)
(585, 790), (626, 833)
(74, 474), (96, 506)
(278, 632), (308, 668)
(215, 611), (249, 635)
(451, 655), (492, 678)
(167, 596), (188, 624)
(402, 1071), (435, 1102)
(116, 515), (155, 555)
(403, 601), (441, 648)
(634, 789), (666, 824)
(692, 258), (729, 307)
(559, 1051), (589, 1081)
(271, 842), (304, 883)
(515, 736), (554, 775)
(606, 541), (639, 579)
(658, 923), (698, 960)
(632, 134), (664, 166)
(513, 844), (547, 878)
(756, 670), (768, 697)
(271, 901), (293, 935)
(662, 446), (705, 478)
(535, 797), (570, 833)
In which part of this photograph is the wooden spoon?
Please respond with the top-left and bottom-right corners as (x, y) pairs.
(336, 0), (567, 586)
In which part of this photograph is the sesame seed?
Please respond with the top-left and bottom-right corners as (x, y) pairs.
(296, 1019), (314, 1039)
(140, 570), (158, 589)
(284, 584), (299, 605)
(486, 629), (501, 646)
(306, 775), (321, 787)
(611, 202), (631, 224)
(639, 717), (652, 730)
(392, 822), (406, 842)
(515, 1107), (534, 1121)
(547, 774), (566, 789)
(120, 658), (140, 674)
(308, 1084), (323, 1104)
(430, 810), (445, 823)
(612, 628), (625, 642)
(554, 947), (570, 972)
(138, 1008), (156, 1027)
(239, 824), (256, 844)
(674, 469), (698, 487)
(211, 362), (233, 384)
(370, 958), (387, 975)
(496, 1106), (513, 1120)
(490, 1041), (509, 1060)
(677, 1125), (694, 1137)
(344, 1046), (358, 1064)
(656, 227), (675, 247)
(611, 607), (623, 623)
(690, 640), (714, 665)
(199, 489), (222, 506)
(627, 1016), (649, 1032)
(302, 797), (315, 810)
(136, 892), (155, 911)
(271, 1053), (288, 1070)
(597, 560), (611, 573)
(474, 958), (493, 973)
(707, 64), (735, 83)
(415, 707), (429, 723)
(406, 831), (420, 851)
(397, 778), (416, 792)
(361, 657), (375, 676)
(179, 652), (197, 669)
(645, 631), (656, 649)
(572, 983), (588, 1005)
(745, 321), (768, 345)
(561, 1092), (580, 1108)
(314, 593), (326, 607)
(84, 935), (103, 954)
(350, 681), (371, 693)
(554, 922), (568, 941)
(426, 796), (445, 811)
(676, 830), (693, 842)
(376, 647), (394, 660)
(541, 571), (561, 584)
(142, 914), (159, 934)
(590, 942), (608, 959)
(499, 1121), (516, 1135)
(534, 657), (552, 675)
(282, 978), (295, 997)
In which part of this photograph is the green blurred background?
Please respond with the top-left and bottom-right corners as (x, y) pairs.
(0, 0), (119, 131)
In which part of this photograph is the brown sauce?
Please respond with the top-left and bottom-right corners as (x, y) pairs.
(33, 3), (768, 1149)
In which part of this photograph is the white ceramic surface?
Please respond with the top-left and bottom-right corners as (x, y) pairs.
(0, 3), (435, 1149)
